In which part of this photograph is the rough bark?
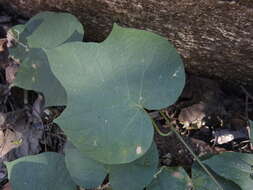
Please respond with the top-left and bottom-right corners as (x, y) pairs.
(1, 0), (253, 84)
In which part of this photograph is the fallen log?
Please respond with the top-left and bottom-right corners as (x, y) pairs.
(1, 0), (253, 84)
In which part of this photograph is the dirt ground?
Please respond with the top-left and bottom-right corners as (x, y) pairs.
(0, 6), (253, 190)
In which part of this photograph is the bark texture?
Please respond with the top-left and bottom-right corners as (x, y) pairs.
(1, 0), (253, 84)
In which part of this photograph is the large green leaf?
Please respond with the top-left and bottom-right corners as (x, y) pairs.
(200, 152), (253, 190)
(47, 24), (185, 164)
(146, 167), (191, 190)
(108, 142), (159, 190)
(12, 48), (67, 107)
(64, 142), (107, 189)
(6, 152), (76, 190)
(65, 141), (158, 190)
(8, 11), (83, 107)
(16, 11), (84, 49)
(192, 163), (241, 190)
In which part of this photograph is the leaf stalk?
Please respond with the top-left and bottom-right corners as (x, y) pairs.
(159, 111), (224, 190)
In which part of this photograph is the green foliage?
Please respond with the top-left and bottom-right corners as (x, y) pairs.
(107, 142), (159, 190)
(192, 163), (241, 190)
(146, 167), (191, 190)
(12, 11), (84, 49)
(10, 24), (25, 39)
(8, 11), (185, 189)
(64, 142), (108, 189)
(46, 24), (185, 164)
(6, 152), (76, 190)
(198, 152), (253, 189)
(9, 11), (253, 190)
(9, 11), (85, 107)
(12, 48), (67, 107)
(65, 141), (159, 190)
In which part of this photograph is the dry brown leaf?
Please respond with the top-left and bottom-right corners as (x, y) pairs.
(5, 63), (19, 84)
(0, 39), (7, 52)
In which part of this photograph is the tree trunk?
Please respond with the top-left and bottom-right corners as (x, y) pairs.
(1, 0), (253, 85)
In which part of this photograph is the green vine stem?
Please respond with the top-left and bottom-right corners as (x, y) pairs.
(152, 120), (173, 137)
(141, 107), (173, 137)
(159, 111), (224, 190)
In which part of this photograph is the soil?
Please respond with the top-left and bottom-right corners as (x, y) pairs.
(0, 6), (253, 190)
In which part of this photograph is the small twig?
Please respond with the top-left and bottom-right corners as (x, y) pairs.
(153, 165), (166, 178)
(159, 111), (224, 190)
(240, 85), (253, 150)
(246, 93), (249, 119)
(245, 94), (253, 150)
(241, 86), (253, 102)
(23, 90), (28, 105)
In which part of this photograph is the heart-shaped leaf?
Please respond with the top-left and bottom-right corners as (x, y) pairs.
(8, 11), (84, 107)
(6, 152), (76, 190)
(146, 167), (191, 190)
(64, 142), (107, 189)
(47, 24), (185, 164)
(199, 152), (253, 190)
(108, 142), (159, 190)
(12, 48), (67, 107)
(192, 163), (241, 190)
(65, 141), (158, 190)
(14, 11), (84, 49)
